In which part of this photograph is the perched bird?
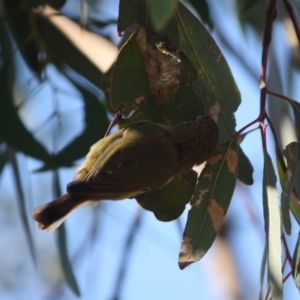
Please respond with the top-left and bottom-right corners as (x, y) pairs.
(32, 115), (219, 231)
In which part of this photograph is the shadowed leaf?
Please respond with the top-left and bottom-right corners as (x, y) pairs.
(8, 148), (37, 265)
(178, 138), (238, 269)
(237, 146), (254, 185)
(262, 151), (282, 299)
(54, 171), (81, 297)
(137, 170), (197, 221)
(292, 232), (300, 289)
(0, 22), (51, 163)
(188, 0), (212, 28)
(148, 0), (178, 31)
(281, 142), (300, 234)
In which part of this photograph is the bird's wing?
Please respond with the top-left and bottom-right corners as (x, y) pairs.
(67, 122), (179, 199)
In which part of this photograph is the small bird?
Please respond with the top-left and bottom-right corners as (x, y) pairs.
(32, 115), (219, 231)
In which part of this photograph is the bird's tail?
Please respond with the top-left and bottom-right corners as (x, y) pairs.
(32, 194), (88, 232)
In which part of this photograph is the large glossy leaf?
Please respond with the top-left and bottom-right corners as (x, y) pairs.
(262, 151), (282, 300)
(148, 0), (178, 30)
(178, 138), (238, 269)
(137, 170), (197, 221)
(117, 1), (240, 140)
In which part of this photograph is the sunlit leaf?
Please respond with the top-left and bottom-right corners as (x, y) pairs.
(259, 245), (267, 300)
(137, 170), (197, 221)
(40, 17), (103, 87)
(292, 232), (300, 289)
(262, 151), (282, 300)
(178, 138), (238, 269)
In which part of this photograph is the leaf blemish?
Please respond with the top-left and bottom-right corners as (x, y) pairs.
(208, 199), (225, 231)
(226, 148), (238, 174)
(178, 235), (196, 263)
(208, 154), (223, 165)
(209, 101), (221, 123)
(135, 96), (145, 105)
(195, 189), (209, 206)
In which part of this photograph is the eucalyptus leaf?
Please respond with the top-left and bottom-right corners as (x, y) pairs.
(262, 151), (282, 300)
(178, 138), (238, 269)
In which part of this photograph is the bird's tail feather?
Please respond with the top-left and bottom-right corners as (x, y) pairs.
(32, 194), (88, 232)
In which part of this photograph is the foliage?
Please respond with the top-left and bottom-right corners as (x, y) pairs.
(1, 0), (300, 299)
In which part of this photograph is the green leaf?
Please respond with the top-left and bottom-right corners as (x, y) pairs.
(262, 151), (282, 300)
(116, 1), (241, 138)
(284, 97), (300, 157)
(259, 245), (267, 300)
(178, 138), (238, 269)
(237, 145), (254, 185)
(54, 171), (81, 297)
(176, 2), (240, 143)
(111, 27), (203, 125)
(148, 0), (179, 31)
(276, 145), (300, 227)
(188, 0), (212, 28)
(281, 142), (300, 235)
(292, 232), (300, 289)
(8, 148), (37, 266)
(37, 78), (109, 170)
(57, 224), (81, 297)
(3, 1), (42, 75)
(137, 170), (197, 221)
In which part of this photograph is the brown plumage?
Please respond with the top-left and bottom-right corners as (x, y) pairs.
(32, 115), (219, 231)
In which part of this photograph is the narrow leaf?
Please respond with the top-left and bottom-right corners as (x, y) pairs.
(178, 138), (238, 269)
(0, 23), (51, 163)
(237, 145), (254, 185)
(276, 143), (300, 226)
(292, 232), (300, 289)
(281, 142), (300, 234)
(263, 151), (282, 300)
(54, 171), (81, 297)
(8, 148), (37, 265)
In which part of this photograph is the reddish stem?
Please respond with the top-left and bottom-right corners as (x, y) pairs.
(283, 270), (292, 283)
(260, 0), (277, 116)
